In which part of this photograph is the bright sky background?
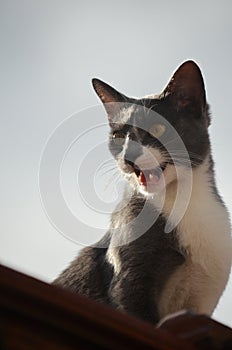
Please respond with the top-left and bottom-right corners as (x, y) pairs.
(1, 0), (232, 326)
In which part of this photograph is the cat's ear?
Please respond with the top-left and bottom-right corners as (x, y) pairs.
(163, 60), (206, 113)
(92, 78), (127, 119)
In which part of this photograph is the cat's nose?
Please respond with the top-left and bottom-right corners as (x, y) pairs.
(124, 141), (142, 165)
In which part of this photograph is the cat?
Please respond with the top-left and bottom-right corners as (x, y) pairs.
(53, 60), (232, 325)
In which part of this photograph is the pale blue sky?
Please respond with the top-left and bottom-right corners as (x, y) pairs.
(1, 0), (232, 326)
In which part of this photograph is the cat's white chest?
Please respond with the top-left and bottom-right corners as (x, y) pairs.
(158, 160), (232, 318)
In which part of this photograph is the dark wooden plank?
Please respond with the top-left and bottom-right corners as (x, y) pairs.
(159, 311), (232, 350)
(0, 264), (193, 350)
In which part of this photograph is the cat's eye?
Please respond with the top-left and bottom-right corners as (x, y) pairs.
(112, 132), (125, 146)
(149, 123), (166, 138)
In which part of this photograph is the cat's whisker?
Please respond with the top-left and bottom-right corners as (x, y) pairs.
(162, 135), (185, 148)
(166, 158), (202, 168)
(165, 149), (204, 160)
(99, 161), (116, 170)
(170, 155), (203, 165)
(104, 171), (119, 188)
(104, 170), (122, 192)
(100, 167), (118, 177)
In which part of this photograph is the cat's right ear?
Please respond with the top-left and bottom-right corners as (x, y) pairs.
(92, 78), (127, 121)
(162, 60), (206, 114)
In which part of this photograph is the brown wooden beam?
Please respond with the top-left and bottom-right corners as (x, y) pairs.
(0, 264), (232, 349)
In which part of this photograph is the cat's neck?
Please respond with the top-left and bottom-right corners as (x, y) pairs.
(152, 155), (215, 220)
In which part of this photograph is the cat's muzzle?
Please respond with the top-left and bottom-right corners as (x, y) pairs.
(125, 160), (167, 188)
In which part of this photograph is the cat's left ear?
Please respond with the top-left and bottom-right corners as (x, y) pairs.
(92, 78), (128, 122)
(163, 60), (207, 115)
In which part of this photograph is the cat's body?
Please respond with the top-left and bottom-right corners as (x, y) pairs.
(53, 61), (232, 324)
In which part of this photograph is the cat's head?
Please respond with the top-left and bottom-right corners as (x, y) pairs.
(92, 61), (210, 196)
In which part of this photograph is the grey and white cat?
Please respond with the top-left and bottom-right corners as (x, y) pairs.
(53, 61), (232, 325)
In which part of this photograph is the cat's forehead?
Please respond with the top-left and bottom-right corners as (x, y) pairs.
(115, 97), (165, 130)
(118, 105), (137, 124)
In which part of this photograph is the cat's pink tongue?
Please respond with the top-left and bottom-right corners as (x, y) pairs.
(138, 170), (160, 187)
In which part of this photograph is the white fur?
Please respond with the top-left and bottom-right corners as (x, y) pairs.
(158, 157), (232, 317)
(144, 93), (160, 99)
(118, 105), (135, 124)
(106, 247), (121, 275)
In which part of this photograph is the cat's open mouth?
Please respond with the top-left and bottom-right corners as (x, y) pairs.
(133, 162), (167, 187)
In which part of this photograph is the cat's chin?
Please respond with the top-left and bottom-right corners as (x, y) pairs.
(138, 182), (166, 197)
